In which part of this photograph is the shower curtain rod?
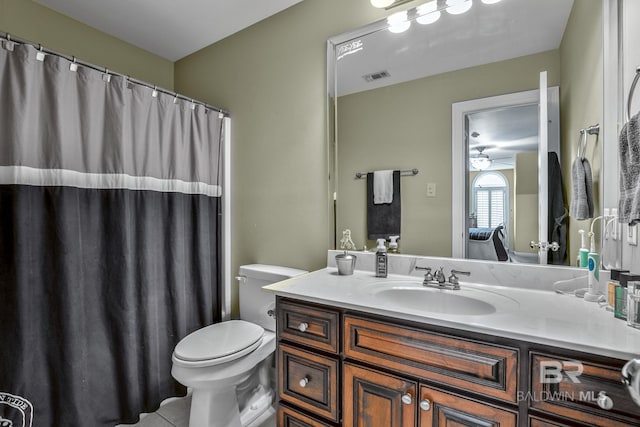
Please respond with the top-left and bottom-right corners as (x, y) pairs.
(0, 32), (230, 117)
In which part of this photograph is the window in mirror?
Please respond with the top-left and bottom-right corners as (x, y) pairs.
(472, 171), (508, 231)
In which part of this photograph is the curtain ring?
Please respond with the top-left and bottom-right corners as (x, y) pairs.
(36, 44), (46, 61)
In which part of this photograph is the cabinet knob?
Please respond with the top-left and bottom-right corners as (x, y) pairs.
(401, 393), (413, 405)
(419, 399), (431, 411)
(298, 322), (309, 332)
(299, 377), (309, 388)
(597, 391), (613, 410)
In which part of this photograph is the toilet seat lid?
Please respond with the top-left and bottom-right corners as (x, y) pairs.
(174, 320), (265, 362)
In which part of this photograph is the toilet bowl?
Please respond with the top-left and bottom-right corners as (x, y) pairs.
(171, 264), (307, 427)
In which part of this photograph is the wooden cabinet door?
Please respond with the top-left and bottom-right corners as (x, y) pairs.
(344, 363), (417, 427)
(418, 385), (517, 427)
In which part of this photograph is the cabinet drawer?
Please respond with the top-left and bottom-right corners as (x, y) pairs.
(278, 343), (339, 422)
(530, 353), (640, 427)
(528, 416), (575, 427)
(278, 404), (333, 427)
(344, 315), (519, 403)
(419, 385), (517, 426)
(277, 299), (340, 354)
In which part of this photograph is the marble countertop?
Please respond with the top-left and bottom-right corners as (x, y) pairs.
(264, 267), (640, 361)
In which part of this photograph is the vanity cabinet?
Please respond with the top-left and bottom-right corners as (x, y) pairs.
(343, 363), (517, 426)
(275, 297), (640, 427)
(277, 299), (342, 425)
(343, 314), (518, 427)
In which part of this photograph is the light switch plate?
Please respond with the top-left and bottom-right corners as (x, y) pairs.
(426, 183), (436, 198)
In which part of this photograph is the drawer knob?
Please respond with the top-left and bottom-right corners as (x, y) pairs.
(298, 322), (309, 332)
(419, 399), (431, 411)
(597, 391), (613, 410)
(401, 393), (413, 405)
(299, 377), (309, 388)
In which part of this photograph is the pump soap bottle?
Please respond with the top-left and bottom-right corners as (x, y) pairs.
(388, 236), (400, 253)
(375, 238), (388, 278)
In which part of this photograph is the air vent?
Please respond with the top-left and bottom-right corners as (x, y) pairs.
(363, 71), (391, 82)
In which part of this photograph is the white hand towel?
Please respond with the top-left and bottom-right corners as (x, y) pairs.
(373, 170), (394, 204)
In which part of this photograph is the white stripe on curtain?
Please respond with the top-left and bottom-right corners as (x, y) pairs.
(0, 165), (222, 196)
(0, 44), (224, 190)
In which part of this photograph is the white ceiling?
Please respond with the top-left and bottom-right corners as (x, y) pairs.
(468, 104), (539, 171)
(34, 0), (305, 61)
(334, 0), (574, 96)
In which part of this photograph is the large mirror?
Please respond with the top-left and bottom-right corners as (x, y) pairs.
(329, 0), (617, 268)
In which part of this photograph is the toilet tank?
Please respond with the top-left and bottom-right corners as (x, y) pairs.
(238, 264), (307, 331)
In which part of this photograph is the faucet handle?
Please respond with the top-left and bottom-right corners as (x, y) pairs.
(448, 269), (471, 287)
(415, 266), (433, 283)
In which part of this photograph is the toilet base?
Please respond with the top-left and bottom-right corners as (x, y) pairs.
(189, 386), (242, 427)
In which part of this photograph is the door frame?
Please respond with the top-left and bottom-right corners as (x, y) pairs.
(451, 87), (560, 259)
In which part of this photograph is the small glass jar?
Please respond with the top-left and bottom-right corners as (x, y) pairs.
(627, 281), (640, 329)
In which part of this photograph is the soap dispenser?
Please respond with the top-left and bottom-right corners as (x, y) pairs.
(375, 238), (388, 278)
(388, 236), (400, 254)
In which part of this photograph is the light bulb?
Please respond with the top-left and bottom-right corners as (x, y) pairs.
(387, 11), (411, 33)
(371, 0), (395, 8)
(481, 0), (502, 3)
(417, 1), (441, 25)
(446, 0), (473, 15)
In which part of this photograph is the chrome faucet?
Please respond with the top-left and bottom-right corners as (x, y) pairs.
(414, 266), (470, 290)
(433, 267), (446, 284)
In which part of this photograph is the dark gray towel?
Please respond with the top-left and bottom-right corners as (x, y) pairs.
(569, 156), (594, 220)
(619, 112), (640, 225)
(367, 170), (401, 240)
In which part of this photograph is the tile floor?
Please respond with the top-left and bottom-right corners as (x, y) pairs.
(121, 396), (276, 427)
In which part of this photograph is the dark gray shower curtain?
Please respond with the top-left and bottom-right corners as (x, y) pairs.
(0, 44), (224, 426)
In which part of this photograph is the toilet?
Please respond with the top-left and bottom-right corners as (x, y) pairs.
(171, 264), (307, 427)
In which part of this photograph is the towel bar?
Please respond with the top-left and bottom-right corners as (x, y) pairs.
(627, 67), (640, 122)
(355, 168), (418, 179)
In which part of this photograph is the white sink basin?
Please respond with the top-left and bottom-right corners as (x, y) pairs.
(362, 281), (519, 316)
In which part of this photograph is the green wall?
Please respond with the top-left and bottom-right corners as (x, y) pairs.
(560, 0), (603, 266)
(0, 0), (173, 88)
(336, 51), (561, 256)
(174, 0), (391, 313)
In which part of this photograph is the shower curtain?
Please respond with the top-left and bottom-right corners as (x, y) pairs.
(0, 44), (224, 426)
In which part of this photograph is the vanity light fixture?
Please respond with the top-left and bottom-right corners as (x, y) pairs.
(470, 146), (492, 171)
(387, 10), (411, 33)
(481, 0), (502, 3)
(416, 1), (441, 25)
(371, 0), (395, 8)
(446, 0), (473, 15)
